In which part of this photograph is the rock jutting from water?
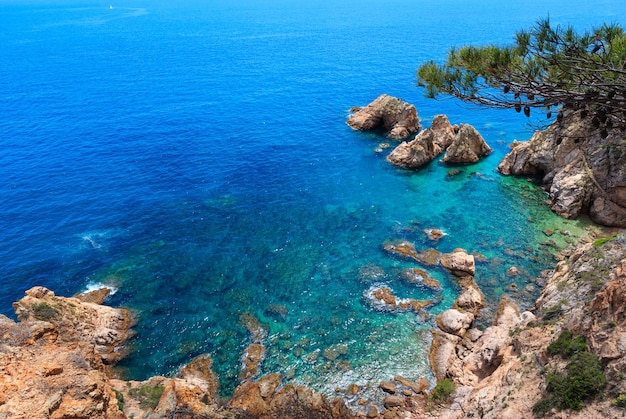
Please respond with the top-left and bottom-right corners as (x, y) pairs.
(387, 114), (492, 169)
(497, 109), (626, 227)
(346, 94), (421, 140)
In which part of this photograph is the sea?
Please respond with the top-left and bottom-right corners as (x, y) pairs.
(1, 0), (624, 404)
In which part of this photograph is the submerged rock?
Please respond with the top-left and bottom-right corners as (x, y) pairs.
(347, 94), (420, 140)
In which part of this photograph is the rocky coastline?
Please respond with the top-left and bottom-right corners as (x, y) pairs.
(1, 96), (624, 418)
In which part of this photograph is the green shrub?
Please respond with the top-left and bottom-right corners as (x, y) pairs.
(593, 234), (617, 247)
(129, 385), (164, 410)
(612, 394), (626, 408)
(546, 352), (605, 411)
(431, 378), (455, 403)
(113, 389), (124, 411)
(31, 302), (58, 320)
(547, 329), (587, 358)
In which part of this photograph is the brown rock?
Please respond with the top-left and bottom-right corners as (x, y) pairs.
(440, 249), (476, 276)
(12, 286), (134, 365)
(442, 123), (492, 164)
(424, 228), (445, 241)
(347, 383), (360, 395)
(240, 343), (266, 381)
(75, 288), (111, 304)
(497, 110), (626, 227)
(178, 354), (219, 398)
(42, 363), (63, 377)
(383, 240), (419, 261)
(380, 381), (397, 394)
(347, 94), (420, 140)
(436, 309), (474, 337)
(411, 377), (430, 394)
(238, 312), (268, 343)
(383, 395), (405, 409)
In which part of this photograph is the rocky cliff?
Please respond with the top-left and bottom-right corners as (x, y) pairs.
(498, 110), (626, 227)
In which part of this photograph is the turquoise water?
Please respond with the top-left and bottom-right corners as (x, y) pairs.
(0, 0), (622, 402)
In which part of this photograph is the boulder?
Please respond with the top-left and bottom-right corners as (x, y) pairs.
(440, 249), (476, 276)
(436, 309), (474, 337)
(347, 94), (420, 140)
(442, 124), (492, 164)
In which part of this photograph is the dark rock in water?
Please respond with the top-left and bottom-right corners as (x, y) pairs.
(265, 304), (288, 321)
(357, 263), (386, 283)
(347, 94), (420, 140)
(383, 240), (420, 261)
(400, 268), (442, 290)
(365, 286), (432, 313)
(424, 228), (445, 241)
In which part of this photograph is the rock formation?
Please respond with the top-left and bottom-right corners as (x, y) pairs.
(432, 235), (626, 419)
(347, 94), (420, 140)
(0, 288), (356, 419)
(498, 110), (626, 227)
(442, 123), (493, 164)
(387, 114), (492, 169)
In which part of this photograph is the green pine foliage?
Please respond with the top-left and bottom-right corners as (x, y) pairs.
(417, 19), (626, 132)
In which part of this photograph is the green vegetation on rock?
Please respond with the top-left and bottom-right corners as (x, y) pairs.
(533, 331), (606, 417)
(430, 378), (456, 403)
(129, 385), (164, 410)
(31, 302), (58, 320)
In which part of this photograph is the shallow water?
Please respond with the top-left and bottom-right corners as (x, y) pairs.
(0, 0), (622, 403)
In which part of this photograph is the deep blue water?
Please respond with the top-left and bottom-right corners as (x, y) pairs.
(1, 0), (624, 402)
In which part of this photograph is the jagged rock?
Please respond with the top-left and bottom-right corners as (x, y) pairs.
(0, 339), (125, 419)
(442, 123), (492, 164)
(387, 114), (455, 169)
(453, 284), (485, 317)
(387, 128), (442, 168)
(11, 286), (133, 365)
(178, 354), (220, 398)
(75, 288), (111, 304)
(498, 110), (626, 227)
(347, 94), (420, 140)
(436, 309), (474, 337)
(440, 249), (476, 276)
(257, 373), (282, 399)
